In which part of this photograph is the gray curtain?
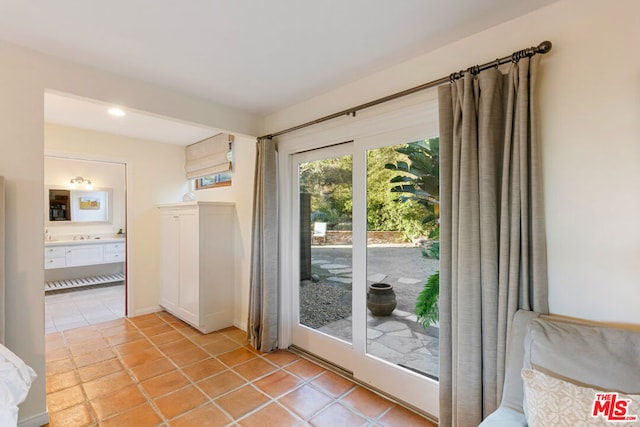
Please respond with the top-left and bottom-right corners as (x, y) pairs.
(247, 137), (279, 352)
(438, 55), (548, 427)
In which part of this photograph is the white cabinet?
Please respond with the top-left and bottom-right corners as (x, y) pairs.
(158, 202), (235, 333)
(66, 244), (104, 267)
(103, 242), (126, 263)
(44, 239), (126, 269)
(44, 238), (126, 291)
(44, 246), (66, 269)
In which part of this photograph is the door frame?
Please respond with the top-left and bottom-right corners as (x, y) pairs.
(277, 88), (441, 417)
(44, 150), (131, 317)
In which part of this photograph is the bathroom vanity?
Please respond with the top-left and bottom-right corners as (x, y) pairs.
(44, 237), (125, 291)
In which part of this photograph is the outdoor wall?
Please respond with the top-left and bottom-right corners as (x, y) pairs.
(266, 0), (640, 325)
(0, 38), (261, 424)
(195, 135), (257, 330)
(313, 231), (407, 246)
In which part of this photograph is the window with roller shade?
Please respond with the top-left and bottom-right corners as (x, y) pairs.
(185, 133), (234, 189)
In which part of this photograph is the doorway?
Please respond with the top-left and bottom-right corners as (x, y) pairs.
(44, 156), (128, 333)
(289, 129), (440, 415)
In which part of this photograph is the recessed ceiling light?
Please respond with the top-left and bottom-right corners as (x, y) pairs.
(108, 107), (126, 117)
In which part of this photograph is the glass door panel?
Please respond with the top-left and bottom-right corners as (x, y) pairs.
(365, 140), (440, 380)
(298, 154), (353, 343)
(289, 134), (440, 417)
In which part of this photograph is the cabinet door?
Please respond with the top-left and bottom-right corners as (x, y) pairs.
(66, 244), (103, 267)
(159, 212), (180, 312)
(177, 210), (199, 323)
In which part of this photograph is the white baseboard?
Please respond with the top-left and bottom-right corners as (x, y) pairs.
(18, 411), (49, 427)
(234, 319), (247, 331)
(130, 305), (162, 317)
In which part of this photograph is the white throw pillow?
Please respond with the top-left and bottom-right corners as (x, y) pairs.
(521, 369), (640, 427)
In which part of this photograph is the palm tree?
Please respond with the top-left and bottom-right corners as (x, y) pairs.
(384, 137), (439, 228)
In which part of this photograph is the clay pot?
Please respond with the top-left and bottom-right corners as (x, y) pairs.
(367, 283), (397, 316)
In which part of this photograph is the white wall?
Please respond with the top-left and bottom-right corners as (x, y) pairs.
(266, 0), (640, 325)
(195, 135), (257, 330)
(0, 37), (261, 423)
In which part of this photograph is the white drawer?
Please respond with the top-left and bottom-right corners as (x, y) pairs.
(104, 252), (125, 263)
(45, 257), (66, 269)
(45, 246), (66, 257)
(104, 243), (125, 254)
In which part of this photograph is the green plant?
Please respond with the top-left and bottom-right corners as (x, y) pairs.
(428, 226), (439, 240)
(385, 138), (439, 225)
(416, 271), (439, 328)
(366, 145), (432, 237)
(426, 242), (439, 260)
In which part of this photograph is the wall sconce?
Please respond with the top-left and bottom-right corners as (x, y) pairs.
(69, 176), (93, 190)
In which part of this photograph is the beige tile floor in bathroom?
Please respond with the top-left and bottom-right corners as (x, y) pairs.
(45, 283), (125, 333)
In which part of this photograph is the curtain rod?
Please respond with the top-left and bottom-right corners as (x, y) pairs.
(260, 40), (552, 140)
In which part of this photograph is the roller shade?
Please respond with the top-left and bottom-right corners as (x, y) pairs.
(185, 133), (234, 180)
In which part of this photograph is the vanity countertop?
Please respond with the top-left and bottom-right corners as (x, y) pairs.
(44, 237), (125, 247)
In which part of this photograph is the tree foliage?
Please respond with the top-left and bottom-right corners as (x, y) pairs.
(300, 155), (353, 228)
(384, 138), (439, 233)
(299, 143), (435, 237)
(367, 146), (432, 237)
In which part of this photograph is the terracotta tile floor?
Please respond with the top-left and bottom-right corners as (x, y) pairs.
(45, 311), (436, 426)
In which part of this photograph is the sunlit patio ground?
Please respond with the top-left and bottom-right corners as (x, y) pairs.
(302, 244), (440, 380)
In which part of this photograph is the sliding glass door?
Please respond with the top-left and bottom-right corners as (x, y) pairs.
(289, 130), (439, 416)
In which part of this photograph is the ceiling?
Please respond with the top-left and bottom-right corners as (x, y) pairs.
(44, 93), (219, 146)
(2, 0), (557, 143)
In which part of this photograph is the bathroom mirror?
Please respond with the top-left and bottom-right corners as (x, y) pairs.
(46, 187), (113, 224)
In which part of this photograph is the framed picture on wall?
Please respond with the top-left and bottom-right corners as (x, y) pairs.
(79, 197), (101, 210)
(71, 189), (110, 222)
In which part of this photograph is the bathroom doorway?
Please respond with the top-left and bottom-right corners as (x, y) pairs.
(44, 156), (128, 333)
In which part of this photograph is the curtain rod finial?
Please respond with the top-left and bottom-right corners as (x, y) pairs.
(537, 41), (552, 54)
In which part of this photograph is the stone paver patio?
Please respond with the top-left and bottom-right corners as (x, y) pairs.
(318, 309), (439, 380)
(307, 245), (440, 380)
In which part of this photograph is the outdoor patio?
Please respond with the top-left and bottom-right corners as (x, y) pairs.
(302, 245), (440, 380)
